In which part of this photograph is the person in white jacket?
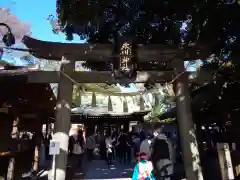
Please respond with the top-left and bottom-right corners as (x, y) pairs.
(68, 129), (85, 170)
(105, 132), (116, 164)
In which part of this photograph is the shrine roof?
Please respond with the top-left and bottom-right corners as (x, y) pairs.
(22, 36), (112, 60)
(71, 105), (150, 117)
(0, 62), (37, 76)
(0, 63), (56, 118)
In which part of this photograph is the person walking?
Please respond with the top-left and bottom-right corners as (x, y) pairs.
(139, 136), (151, 160)
(105, 132), (115, 165)
(116, 131), (131, 164)
(86, 132), (96, 161)
(68, 129), (85, 170)
(139, 129), (146, 144)
(126, 131), (134, 163)
(150, 129), (175, 180)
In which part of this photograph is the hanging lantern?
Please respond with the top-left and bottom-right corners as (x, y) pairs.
(91, 92), (97, 107)
(108, 96), (113, 111)
(0, 23), (15, 47)
(123, 98), (128, 112)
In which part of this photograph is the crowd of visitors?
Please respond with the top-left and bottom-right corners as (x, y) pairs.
(68, 125), (177, 180)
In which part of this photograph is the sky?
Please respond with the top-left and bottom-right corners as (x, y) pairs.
(0, 0), (83, 42)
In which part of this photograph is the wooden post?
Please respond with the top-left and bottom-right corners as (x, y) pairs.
(7, 117), (19, 180)
(52, 62), (73, 180)
(173, 59), (203, 180)
(33, 145), (39, 172)
(33, 128), (41, 173)
(217, 143), (234, 180)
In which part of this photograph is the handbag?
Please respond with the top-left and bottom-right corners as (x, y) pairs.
(73, 141), (82, 154)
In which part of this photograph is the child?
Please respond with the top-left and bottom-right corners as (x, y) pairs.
(132, 152), (155, 180)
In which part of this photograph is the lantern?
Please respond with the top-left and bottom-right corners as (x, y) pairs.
(0, 23), (15, 47)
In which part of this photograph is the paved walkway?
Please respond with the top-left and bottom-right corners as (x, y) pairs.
(84, 160), (134, 180)
(34, 158), (134, 179)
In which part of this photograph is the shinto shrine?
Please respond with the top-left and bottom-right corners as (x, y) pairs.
(20, 35), (209, 180)
(0, 32), (212, 179)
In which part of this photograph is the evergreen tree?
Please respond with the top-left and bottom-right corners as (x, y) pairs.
(55, 0), (240, 79)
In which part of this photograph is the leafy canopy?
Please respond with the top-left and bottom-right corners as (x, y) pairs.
(56, 0), (240, 90)
(57, 0), (240, 58)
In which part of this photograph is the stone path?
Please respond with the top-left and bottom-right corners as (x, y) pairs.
(34, 158), (134, 179)
(84, 160), (134, 180)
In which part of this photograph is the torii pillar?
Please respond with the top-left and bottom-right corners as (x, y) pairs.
(173, 59), (203, 180)
(52, 62), (74, 180)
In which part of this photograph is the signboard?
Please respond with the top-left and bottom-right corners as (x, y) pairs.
(49, 140), (60, 155)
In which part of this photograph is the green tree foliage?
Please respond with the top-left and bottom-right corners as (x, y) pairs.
(149, 104), (164, 122)
(193, 59), (240, 124)
(149, 87), (174, 122)
(55, 0), (240, 89)
(57, 0), (240, 56)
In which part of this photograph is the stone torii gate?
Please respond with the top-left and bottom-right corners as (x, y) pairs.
(21, 36), (207, 180)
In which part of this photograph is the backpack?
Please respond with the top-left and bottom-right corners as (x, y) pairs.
(138, 161), (153, 180)
(86, 136), (95, 148)
(150, 136), (170, 160)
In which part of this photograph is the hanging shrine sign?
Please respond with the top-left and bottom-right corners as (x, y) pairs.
(114, 39), (138, 80)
